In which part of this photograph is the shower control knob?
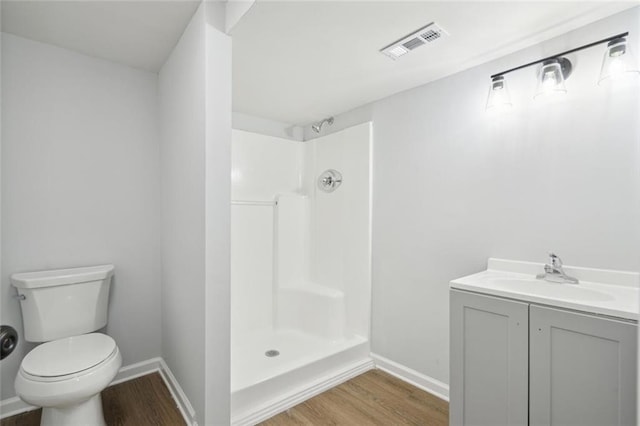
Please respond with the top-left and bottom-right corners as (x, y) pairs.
(0, 325), (18, 360)
(318, 169), (343, 193)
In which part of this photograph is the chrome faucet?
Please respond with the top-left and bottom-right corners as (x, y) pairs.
(536, 253), (579, 284)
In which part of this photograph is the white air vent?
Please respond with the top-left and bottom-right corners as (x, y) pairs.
(380, 22), (448, 60)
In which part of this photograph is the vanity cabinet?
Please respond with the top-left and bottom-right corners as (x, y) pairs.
(529, 305), (637, 426)
(450, 290), (529, 426)
(450, 289), (637, 426)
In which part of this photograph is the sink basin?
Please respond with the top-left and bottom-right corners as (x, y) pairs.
(485, 277), (615, 302)
(450, 259), (639, 320)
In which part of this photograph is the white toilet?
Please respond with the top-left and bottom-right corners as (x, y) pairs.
(11, 265), (122, 426)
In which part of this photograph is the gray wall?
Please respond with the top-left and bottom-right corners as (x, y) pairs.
(1, 34), (162, 399)
(306, 7), (640, 388)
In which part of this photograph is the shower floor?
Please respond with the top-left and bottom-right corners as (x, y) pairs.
(231, 328), (370, 424)
(231, 328), (366, 392)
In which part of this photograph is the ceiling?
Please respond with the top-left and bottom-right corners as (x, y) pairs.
(1, 0), (200, 72)
(232, 1), (638, 126)
(1, 1), (636, 127)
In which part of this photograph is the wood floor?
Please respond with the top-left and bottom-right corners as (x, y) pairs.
(0, 372), (185, 426)
(1, 369), (448, 426)
(260, 369), (449, 426)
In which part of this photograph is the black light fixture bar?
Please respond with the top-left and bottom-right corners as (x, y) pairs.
(490, 32), (629, 79)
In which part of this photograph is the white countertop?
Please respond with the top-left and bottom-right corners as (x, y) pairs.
(450, 258), (639, 321)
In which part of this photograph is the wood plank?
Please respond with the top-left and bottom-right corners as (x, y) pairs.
(260, 369), (449, 426)
(0, 372), (185, 426)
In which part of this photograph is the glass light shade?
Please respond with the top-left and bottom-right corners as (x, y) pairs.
(534, 59), (567, 98)
(486, 76), (512, 112)
(598, 37), (640, 84)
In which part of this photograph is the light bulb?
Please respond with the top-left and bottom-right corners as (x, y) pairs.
(608, 58), (625, 78)
(542, 71), (558, 89)
(486, 76), (512, 112)
(534, 58), (569, 99)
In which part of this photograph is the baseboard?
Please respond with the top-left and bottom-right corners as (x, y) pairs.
(231, 357), (375, 426)
(156, 358), (198, 426)
(0, 396), (36, 420)
(0, 357), (197, 425)
(111, 357), (197, 426)
(371, 353), (449, 401)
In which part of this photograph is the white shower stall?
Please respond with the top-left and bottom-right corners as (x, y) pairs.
(230, 123), (372, 423)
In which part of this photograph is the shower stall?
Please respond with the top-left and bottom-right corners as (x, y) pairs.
(230, 123), (372, 424)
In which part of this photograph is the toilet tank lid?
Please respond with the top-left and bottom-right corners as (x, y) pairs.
(11, 264), (115, 289)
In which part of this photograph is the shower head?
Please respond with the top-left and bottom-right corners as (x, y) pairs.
(311, 117), (334, 133)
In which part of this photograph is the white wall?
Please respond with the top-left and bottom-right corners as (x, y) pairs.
(305, 8), (640, 389)
(159, 3), (231, 424)
(1, 33), (162, 399)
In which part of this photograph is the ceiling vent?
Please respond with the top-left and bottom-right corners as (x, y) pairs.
(380, 22), (449, 60)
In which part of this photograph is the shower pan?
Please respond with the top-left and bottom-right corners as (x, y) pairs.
(230, 123), (372, 425)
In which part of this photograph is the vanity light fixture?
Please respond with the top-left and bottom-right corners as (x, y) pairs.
(486, 31), (636, 111)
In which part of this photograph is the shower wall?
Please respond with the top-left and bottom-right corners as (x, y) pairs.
(231, 130), (303, 339)
(305, 123), (372, 338)
(231, 122), (371, 341)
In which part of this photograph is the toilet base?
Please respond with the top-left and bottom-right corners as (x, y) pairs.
(41, 393), (106, 426)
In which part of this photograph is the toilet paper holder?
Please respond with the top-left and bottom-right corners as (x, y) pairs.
(0, 325), (19, 360)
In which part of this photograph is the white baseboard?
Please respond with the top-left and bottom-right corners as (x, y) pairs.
(156, 358), (198, 426)
(232, 357), (375, 426)
(0, 357), (197, 425)
(371, 353), (449, 401)
(0, 396), (35, 420)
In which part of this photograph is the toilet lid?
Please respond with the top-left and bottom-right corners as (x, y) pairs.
(22, 333), (117, 377)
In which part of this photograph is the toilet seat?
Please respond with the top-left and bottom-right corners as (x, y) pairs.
(21, 333), (117, 382)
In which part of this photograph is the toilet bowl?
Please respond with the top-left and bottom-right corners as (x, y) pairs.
(15, 333), (122, 426)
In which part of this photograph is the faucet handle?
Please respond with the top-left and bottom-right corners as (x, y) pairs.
(548, 252), (562, 268)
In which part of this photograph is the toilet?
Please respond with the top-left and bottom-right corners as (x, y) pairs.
(11, 265), (122, 426)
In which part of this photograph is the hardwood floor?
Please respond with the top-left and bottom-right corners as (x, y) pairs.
(2, 369), (448, 426)
(260, 369), (449, 426)
(0, 373), (185, 426)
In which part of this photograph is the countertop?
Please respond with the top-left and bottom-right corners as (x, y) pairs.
(450, 258), (639, 321)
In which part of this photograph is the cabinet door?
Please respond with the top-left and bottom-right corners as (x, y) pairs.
(530, 305), (637, 426)
(450, 289), (529, 426)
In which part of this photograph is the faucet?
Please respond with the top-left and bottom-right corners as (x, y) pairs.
(536, 253), (579, 284)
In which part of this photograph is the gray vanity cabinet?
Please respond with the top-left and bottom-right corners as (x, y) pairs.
(450, 289), (529, 426)
(451, 289), (638, 426)
(529, 305), (637, 426)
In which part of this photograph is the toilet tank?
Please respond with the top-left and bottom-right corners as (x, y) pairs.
(11, 265), (115, 342)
